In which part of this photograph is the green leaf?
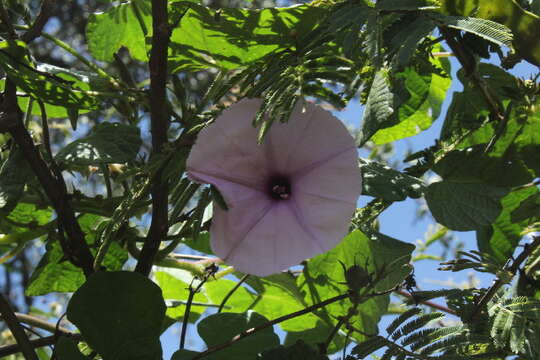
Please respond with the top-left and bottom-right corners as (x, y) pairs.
(55, 336), (89, 360)
(67, 271), (166, 360)
(477, 187), (538, 264)
(359, 158), (425, 201)
(371, 55), (451, 144)
(0, 148), (33, 214)
(298, 230), (414, 345)
(204, 277), (256, 313)
(197, 311), (280, 359)
(26, 214), (127, 296)
(169, 4), (326, 71)
(258, 340), (329, 360)
(55, 122), (142, 167)
(431, 14), (513, 47)
(511, 192), (540, 222)
(0, 41), (103, 110)
(425, 181), (509, 231)
(432, 146), (534, 187)
(376, 0), (440, 11)
(357, 69), (395, 145)
(155, 270), (208, 321)
(86, 0), (151, 62)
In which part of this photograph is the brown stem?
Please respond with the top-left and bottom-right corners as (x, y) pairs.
(0, 293), (38, 360)
(21, 0), (55, 43)
(0, 334), (82, 358)
(135, 0), (171, 276)
(395, 290), (457, 315)
(468, 236), (540, 321)
(10, 313), (72, 334)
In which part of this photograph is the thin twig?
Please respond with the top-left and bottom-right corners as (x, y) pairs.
(468, 236), (540, 321)
(135, 0), (171, 276)
(179, 277), (209, 349)
(218, 274), (250, 313)
(0, 334), (82, 358)
(7, 313), (72, 334)
(394, 290), (457, 316)
(0, 293), (38, 360)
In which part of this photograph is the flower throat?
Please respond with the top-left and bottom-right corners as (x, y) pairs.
(267, 175), (291, 200)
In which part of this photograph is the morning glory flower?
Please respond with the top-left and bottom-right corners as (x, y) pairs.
(186, 99), (361, 276)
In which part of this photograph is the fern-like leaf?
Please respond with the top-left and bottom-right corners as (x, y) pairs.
(386, 307), (422, 335)
(392, 312), (444, 341)
(431, 14), (513, 48)
(489, 296), (540, 354)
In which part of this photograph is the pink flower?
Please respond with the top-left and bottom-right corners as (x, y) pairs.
(186, 99), (361, 276)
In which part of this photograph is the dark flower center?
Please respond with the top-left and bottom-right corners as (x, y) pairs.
(267, 175), (291, 200)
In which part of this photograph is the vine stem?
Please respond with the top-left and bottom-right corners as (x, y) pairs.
(468, 236), (540, 321)
(135, 0), (171, 276)
(218, 274), (250, 313)
(0, 293), (38, 360)
(180, 278), (209, 350)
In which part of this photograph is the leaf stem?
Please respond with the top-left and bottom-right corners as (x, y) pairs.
(394, 290), (457, 315)
(217, 274), (250, 313)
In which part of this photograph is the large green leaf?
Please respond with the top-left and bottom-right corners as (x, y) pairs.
(425, 181), (509, 231)
(86, 0), (151, 62)
(55, 122), (142, 167)
(67, 271), (166, 360)
(55, 336), (89, 360)
(26, 214), (127, 296)
(169, 3), (326, 72)
(370, 56), (451, 144)
(298, 230), (414, 344)
(0, 148), (33, 214)
(357, 69), (395, 145)
(477, 187), (538, 264)
(197, 311), (280, 359)
(432, 146), (534, 187)
(258, 340), (329, 360)
(359, 158), (425, 201)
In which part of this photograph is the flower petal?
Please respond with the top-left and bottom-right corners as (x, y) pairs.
(186, 99), (269, 204)
(211, 199), (322, 276)
(265, 101), (357, 175)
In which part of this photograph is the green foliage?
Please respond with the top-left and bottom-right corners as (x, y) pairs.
(359, 158), (425, 201)
(86, 0), (151, 62)
(425, 181), (509, 231)
(55, 122), (142, 167)
(197, 311), (280, 359)
(0, 148), (33, 213)
(67, 271), (166, 360)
